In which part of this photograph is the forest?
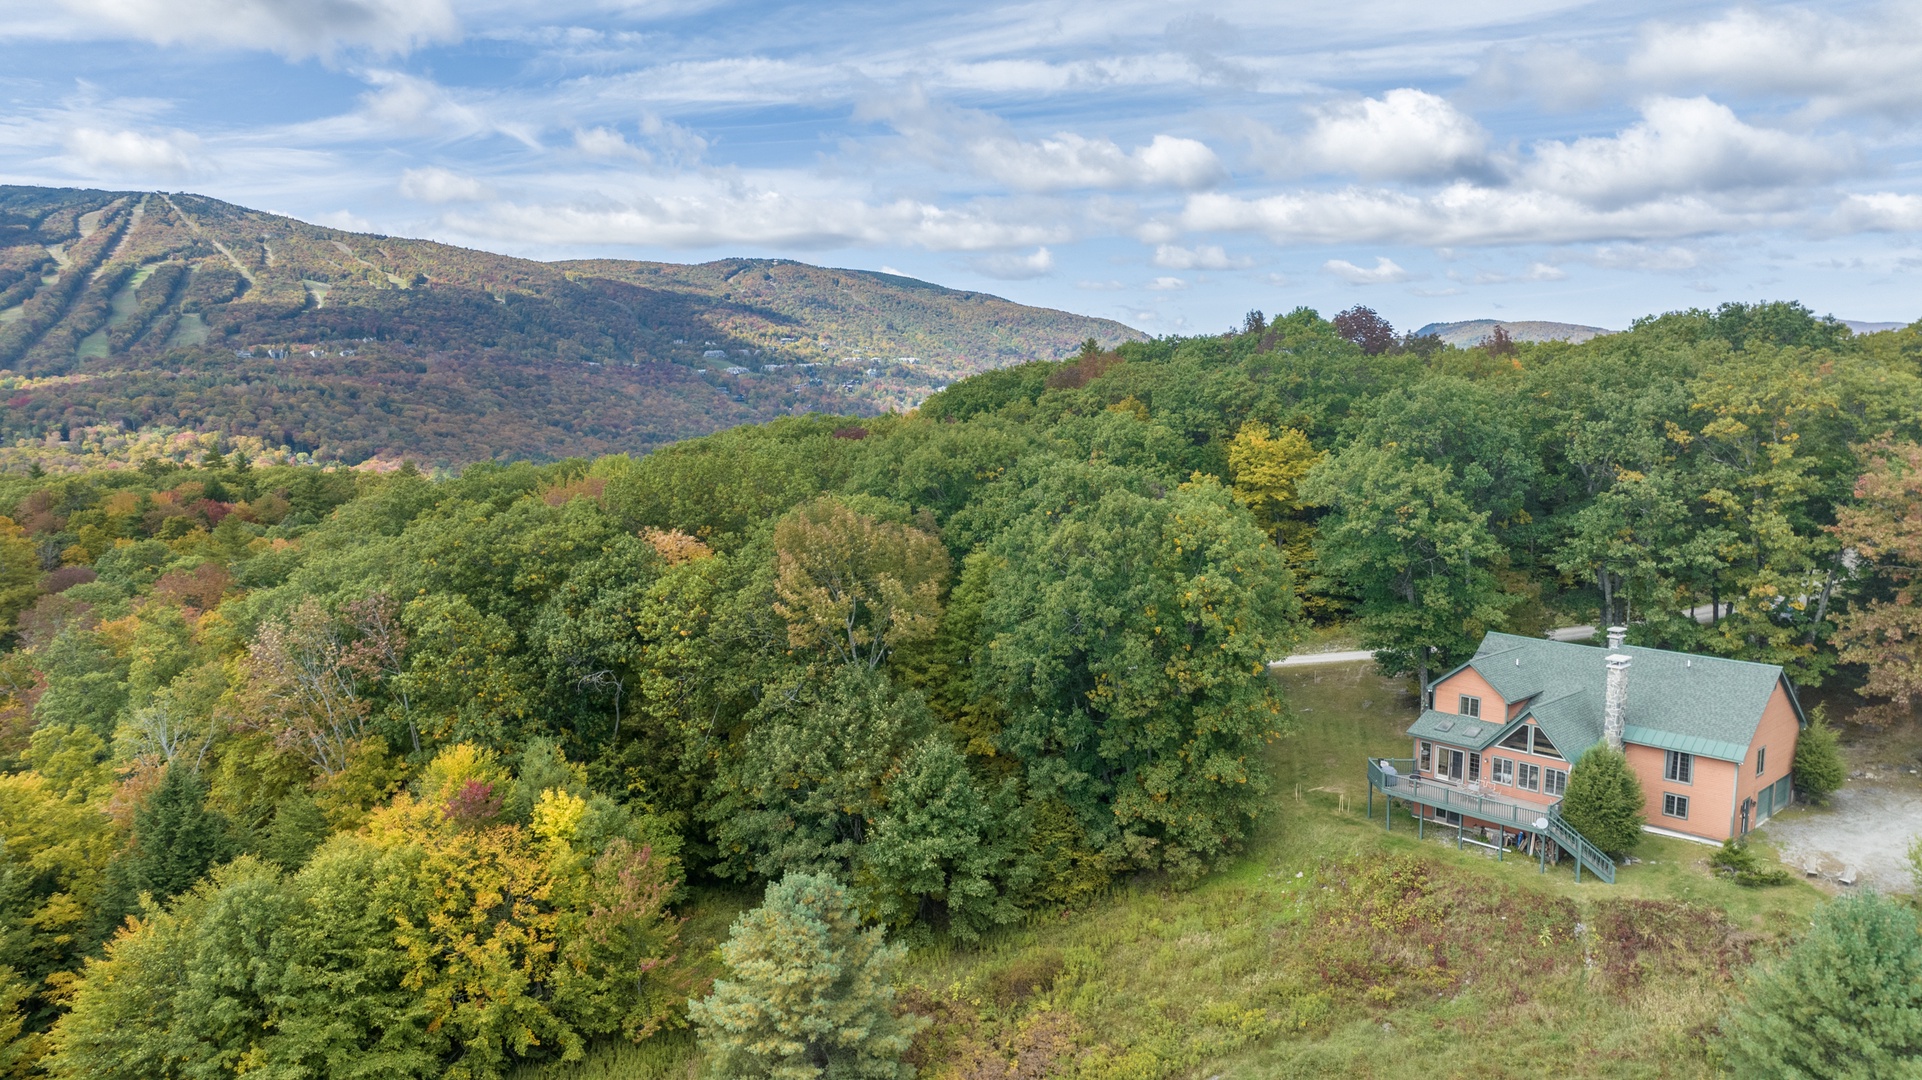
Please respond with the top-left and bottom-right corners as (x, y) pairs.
(2, 300), (1922, 1077)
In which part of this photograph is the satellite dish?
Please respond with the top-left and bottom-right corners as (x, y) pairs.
(1533, 817), (1549, 831)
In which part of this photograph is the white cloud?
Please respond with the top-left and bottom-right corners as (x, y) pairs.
(1322, 257), (1412, 284)
(58, 0), (458, 58)
(315, 209), (374, 231)
(1830, 193), (1922, 233)
(967, 132), (1223, 192)
(441, 189), (1066, 252)
(62, 127), (204, 178)
(1305, 89), (1489, 180)
(969, 246), (1054, 279)
(1146, 275), (1187, 290)
(1630, 6), (1922, 120)
(574, 127), (648, 161)
(1522, 97), (1849, 209)
(1582, 244), (1704, 272)
(1152, 243), (1248, 270)
(398, 166), (492, 203)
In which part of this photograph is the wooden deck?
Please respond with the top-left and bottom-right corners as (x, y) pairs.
(1366, 758), (1616, 884)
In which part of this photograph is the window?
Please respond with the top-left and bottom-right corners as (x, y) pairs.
(1531, 728), (1563, 760)
(1490, 757), (1514, 785)
(1663, 793), (1690, 820)
(1458, 694), (1481, 718)
(1756, 747), (1767, 776)
(1468, 752), (1481, 783)
(1499, 725), (1531, 752)
(1545, 768), (1568, 797)
(1664, 750), (1693, 784)
(1517, 763), (1541, 792)
(1419, 741), (1432, 772)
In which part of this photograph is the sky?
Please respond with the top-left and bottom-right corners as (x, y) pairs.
(2, 0), (1921, 336)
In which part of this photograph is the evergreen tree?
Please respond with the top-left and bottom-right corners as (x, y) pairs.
(861, 737), (1030, 942)
(1556, 745), (1644, 855)
(129, 764), (232, 902)
(690, 872), (926, 1080)
(1793, 707), (1847, 804)
(1721, 892), (1922, 1079)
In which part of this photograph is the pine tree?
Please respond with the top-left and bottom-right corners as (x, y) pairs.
(1721, 892), (1922, 1078)
(689, 872), (926, 1079)
(261, 793), (331, 872)
(130, 765), (232, 902)
(1793, 707), (1847, 804)
(1556, 744), (1644, 855)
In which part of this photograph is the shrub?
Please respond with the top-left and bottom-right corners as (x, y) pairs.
(1720, 892), (1922, 1077)
(1793, 706), (1847, 804)
(689, 872), (927, 1079)
(1709, 839), (1792, 887)
(1556, 745), (1644, 855)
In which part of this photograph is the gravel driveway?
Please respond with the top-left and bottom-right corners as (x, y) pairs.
(1760, 780), (1922, 892)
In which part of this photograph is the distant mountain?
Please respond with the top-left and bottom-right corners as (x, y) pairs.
(1842, 320), (1907, 335)
(1413, 319), (1613, 347)
(0, 186), (1141, 466)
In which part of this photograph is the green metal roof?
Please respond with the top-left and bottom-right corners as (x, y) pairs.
(1408, 709), (1514, 751)
(1409, 632), (1798, 764)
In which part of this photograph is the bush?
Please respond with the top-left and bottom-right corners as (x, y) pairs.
(1720, 892), (1922, 1077)
(1709, 839), (1792, 887)
(1556, 745), (1645, 855)
(1793, 705), (1847, 804)
(689, 872), (927, 1079)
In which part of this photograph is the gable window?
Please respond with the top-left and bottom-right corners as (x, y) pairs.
(1458, 694), (1481, 718)
(1530, 728), (1563, 760)
(1665, 750), (1693, 784)
(1663, 793), (1690, 820)
(1517, 762), (1541, 792)
(1490, 757), (1514, 785)
(1419, 741), (1432, 772)
(1756, 747), (1767, 776)
(1499, 725), (1532, 752)
(1544, 768), (1568, 798)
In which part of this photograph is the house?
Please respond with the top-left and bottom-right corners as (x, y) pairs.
(1367, 629), (1805, 880)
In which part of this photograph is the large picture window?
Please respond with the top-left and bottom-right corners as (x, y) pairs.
(1665, 750), (1693, 784)
(1499, 725), (1531, 752)
(1530, 728), (1563, 760)
(1517, 762), (1541, 792)
(1663, 793), (1690, 819)
(1544, 768), (1568, 797)
(1458, 694), (1481, 718)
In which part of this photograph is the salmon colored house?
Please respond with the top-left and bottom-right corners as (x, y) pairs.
(1365, 629), (1805, 883)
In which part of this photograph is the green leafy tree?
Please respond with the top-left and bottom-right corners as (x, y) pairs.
(860, 737), (1030, 942)
(689, 872), (925, 1080)
(1793, 706), (1847, 804)
(706, 665), (933, 882)
(261, 792), (331, 871)
(1720, 892), (1922, 1078)
(975, 468), (1299, 878)
(1300, 444), (1513, 689)
(1555, 745), (1645, 856)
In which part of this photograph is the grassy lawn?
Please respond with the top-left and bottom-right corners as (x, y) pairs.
(522, 661), (1823, 1079)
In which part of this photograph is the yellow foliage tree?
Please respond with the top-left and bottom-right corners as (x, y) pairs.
(1226, 423), (1326, 617)
(771, 497), (950, 669)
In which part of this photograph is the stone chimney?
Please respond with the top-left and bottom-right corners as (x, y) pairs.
(1604, 653), (1630, 752)
(1606, 625), (1627, 649)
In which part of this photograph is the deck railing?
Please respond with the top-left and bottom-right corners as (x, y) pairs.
(1364, 758), (1616, 884)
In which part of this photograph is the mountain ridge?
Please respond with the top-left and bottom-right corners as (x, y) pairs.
(0, 185), (1142, 466)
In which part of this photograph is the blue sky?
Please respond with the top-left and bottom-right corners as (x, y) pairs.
(3, 0), (1921, 335)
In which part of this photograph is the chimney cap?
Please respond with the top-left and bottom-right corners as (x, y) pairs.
(1606, 653), (1632, 666)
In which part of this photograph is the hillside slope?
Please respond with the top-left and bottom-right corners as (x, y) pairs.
(0, 186), (1141, 465)
(1414, 318), (1612, 346)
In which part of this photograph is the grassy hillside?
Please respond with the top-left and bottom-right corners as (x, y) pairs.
(0, 186), (1141, 466)
(523, 661), (1823, 1079)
